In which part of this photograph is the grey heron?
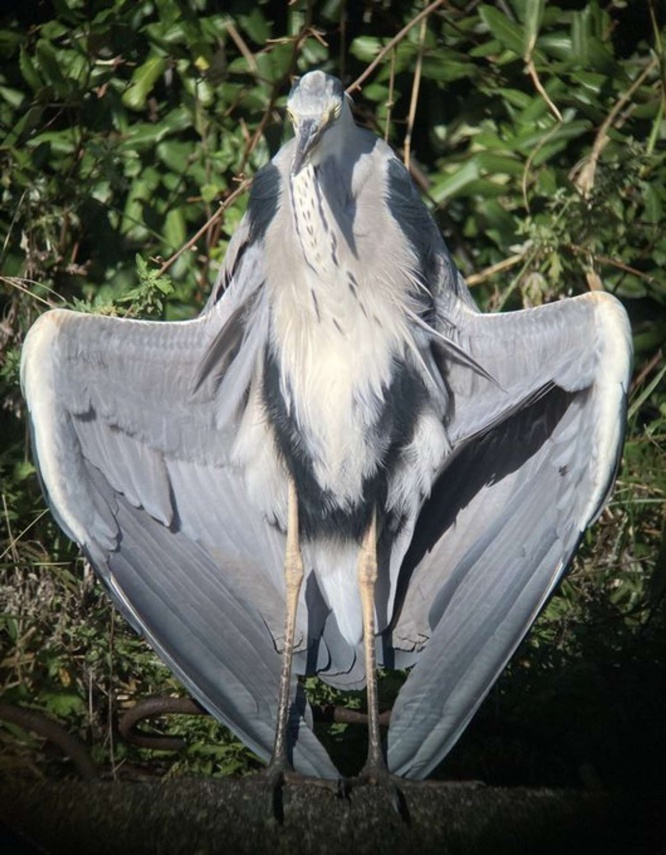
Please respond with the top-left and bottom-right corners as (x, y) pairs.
(21, 70), (632, 782)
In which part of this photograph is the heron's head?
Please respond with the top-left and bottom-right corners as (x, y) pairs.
(286, 71), (347, 175)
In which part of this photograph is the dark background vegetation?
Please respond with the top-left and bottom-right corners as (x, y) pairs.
(0, 0), (664, 807)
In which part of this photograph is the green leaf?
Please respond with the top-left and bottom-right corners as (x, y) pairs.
(117, 121), (175, 150)
(0, 28), (23, 56)
(122, 55), (168, 111)
(547, 250), (563, 282)
(41, 692), (86, 718)
(0, 84), (26, 109)
(35, 39), (67, 95)
(523, 0), (545, 58)
(2, 615), (18, 641)
(422, 57), (475, 83)
(479, 5), (524, 56)
(28, 128), (78, 155)
(537, 32), (574, 61)
(476, 152), (524, 176)
(237, 9), (270, 44)
(643, 182), (663, 225)
(19, 47), (42, 91)
(431, 159), (480, 202)
(164, 207), (186, 250)
(156, 139), (194, 173)
(350, 36), (381, 63)
(496, 87), (532, 110)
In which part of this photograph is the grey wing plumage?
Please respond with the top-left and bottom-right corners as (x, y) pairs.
(20, 219), (338, 778)
(387, 290), (632, 779)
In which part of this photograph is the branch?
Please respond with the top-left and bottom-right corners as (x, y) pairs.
(1, 777), (657, 855)
(403, 15), (428, 171)
(346, 0), (447, 95)
(0, 702), (97, 781)
(571, 58), (659, 198)
(156, 180), (251, 277)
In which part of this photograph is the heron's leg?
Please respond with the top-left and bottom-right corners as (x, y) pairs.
(357, 507), (386, 776)
(268, 476), (304, 773)
(352, 509), (410, 820)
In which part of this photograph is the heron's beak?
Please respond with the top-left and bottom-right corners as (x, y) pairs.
(291, 117), (324, 175)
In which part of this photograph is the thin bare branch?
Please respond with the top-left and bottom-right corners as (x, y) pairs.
(0, 276), (65, 308)
(0, 702), (97, 780)
(0, 508), (49, 563)
(346, 0), (447, 94)
(225, 20), (258, 73)
(572, 58), (659, 198)
(384, 49), (397, 142)
(566, 242), (663, 286)
(631, 349), (664, 398)
(157, 180), (252, 277)
(466, 253), (526, 287)
(404, 16), (428, 170)
(521, 119), (561, 211)
(525, 56), (562, 123)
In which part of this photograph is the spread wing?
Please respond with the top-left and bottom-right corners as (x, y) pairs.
(386, 290), (632, 778)
(20, 208), (338, 778)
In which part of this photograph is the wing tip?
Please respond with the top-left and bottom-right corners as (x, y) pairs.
(577, 291), (633, 527)
(21, 308), (68, 394)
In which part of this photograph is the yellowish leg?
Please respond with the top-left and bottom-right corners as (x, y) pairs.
(269, 477), (304, 771)
(355, 508), (409, 820)
(357, 507), (386, 776)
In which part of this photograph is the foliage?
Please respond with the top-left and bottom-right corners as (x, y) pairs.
(1, 0), (664, 785)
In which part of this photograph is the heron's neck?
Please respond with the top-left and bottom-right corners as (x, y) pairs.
(288, 108), (358, 277)
(289, 165), (341, 281)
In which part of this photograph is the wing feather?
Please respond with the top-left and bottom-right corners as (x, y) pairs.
(20, 239), (338, 777)
(99, 495), (335, 776)
(387, 291), (631, 778)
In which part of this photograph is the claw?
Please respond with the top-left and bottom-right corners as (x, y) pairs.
(344, 762), (411, 824)
(259, 760), (290, 823)
(259, 762), (343, 822)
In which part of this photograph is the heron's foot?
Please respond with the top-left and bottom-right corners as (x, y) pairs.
(257, 757), (292, 823)
(341, 760), (410, 824)
(258, 761), (341, 822)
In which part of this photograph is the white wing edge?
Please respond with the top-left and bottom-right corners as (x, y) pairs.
(576, 292), (632, 527)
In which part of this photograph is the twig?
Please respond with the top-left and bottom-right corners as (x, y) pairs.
(519, 18), (564, 209)
(346, 0), (447, 94)
(156, 180), (252, 277)
(384, 49), (397, 142)
(117, 697), (393, 754)
(630, 349), (664, 397)
(119, 697), (206, 752)
(1, 276), (64, 308)
(525, 57), (562, 123)
(312, 704), (392, 727)
(521, 119), (561, 211)
(404, 15), (428, 170)
(2, 494), (18, 565)
(466, 252), (526, 287)
(572, 58), (659, 198)
(566, 243), (661, 285)
(0, 701), (98, 780)
(225, 20), (258, 73)
(0, 508), (49, 563)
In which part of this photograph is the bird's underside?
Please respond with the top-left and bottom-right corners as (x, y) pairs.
(21, 71), (632, 781)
